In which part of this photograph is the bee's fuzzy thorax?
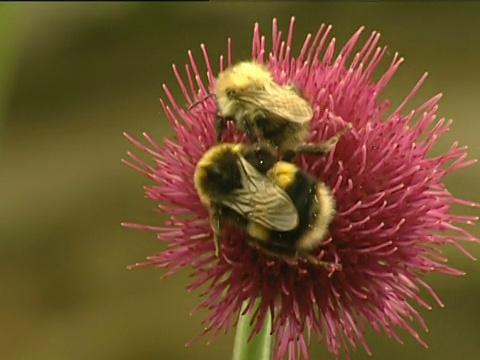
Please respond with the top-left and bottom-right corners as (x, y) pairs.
(214, 61), (272, 98)
(193, 143), (244, 205)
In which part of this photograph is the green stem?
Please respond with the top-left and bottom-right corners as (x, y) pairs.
(232, 299), (273, 360)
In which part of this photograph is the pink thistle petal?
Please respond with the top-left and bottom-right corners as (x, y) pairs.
(124, 17), (479, 360)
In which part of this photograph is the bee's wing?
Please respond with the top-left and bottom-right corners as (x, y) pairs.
(222, 156), (299, 231)
(241, 83), (313, 123)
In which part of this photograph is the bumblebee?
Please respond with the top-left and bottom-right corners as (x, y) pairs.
(213, 61), (330, 156)
(193, 129), (346, 267)
(194, 143), (299, 257)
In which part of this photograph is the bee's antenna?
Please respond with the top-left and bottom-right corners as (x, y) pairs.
(188, 93), (216, 110)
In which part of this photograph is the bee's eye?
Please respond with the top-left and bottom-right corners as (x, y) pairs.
(226, 89), (236, 98)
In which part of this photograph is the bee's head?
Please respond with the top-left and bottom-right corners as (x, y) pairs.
(214, 61), (272, 99)
(188, 61), (272, 113)
(225, 88), (237, 99)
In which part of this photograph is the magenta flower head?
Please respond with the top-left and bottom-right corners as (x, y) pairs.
(123, 17), (479, 359)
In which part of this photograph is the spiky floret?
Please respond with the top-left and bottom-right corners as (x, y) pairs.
(123, 17), (479, 360)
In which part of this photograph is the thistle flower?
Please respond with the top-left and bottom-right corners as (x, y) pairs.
(123, 17), (479, 359)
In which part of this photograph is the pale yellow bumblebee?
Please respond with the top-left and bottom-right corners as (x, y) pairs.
(212, 61), (327, 156)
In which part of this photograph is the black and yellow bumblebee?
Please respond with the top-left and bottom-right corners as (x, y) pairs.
(193, 129), (346, 266)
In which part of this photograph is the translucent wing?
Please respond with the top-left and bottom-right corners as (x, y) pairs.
(240, 83), (313, 123)
(222, 156), (299, 231)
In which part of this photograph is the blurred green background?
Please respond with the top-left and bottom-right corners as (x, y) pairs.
(0, 2), (479, 360)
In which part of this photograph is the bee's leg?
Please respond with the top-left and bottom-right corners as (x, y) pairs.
(281, 149), (297, 163)
(301, 252), (343, 271)
(282, 141), (334, 162)
(209, 206), (223, 256)
(286, 123), (353, 160)
(243, 120), (258, 143)
(248, 238), (301, 265)
(214, 114), (229, 143)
